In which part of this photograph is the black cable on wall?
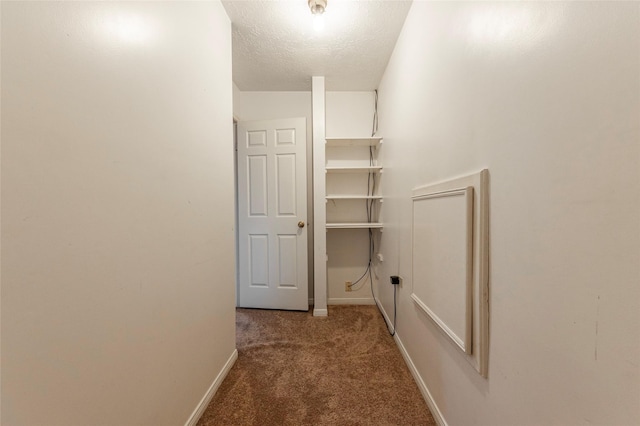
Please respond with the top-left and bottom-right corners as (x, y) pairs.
(348, 90), (396, 336)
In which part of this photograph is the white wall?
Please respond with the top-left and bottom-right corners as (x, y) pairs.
(325, 92), (377, 304)
(233, 90), (314, 302)
(326, 92), (375, 138)
(1, 2), (236, 425)
(233, 89), (312, 142)
(376, 2), (640, 425)
(233, 90), (312, 149)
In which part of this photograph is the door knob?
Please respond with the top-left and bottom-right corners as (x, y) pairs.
(298, 221), (305, 228)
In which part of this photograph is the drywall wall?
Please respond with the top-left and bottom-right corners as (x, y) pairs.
(376, 2), (640, 424)
(233, 90), (314, 303)
(325, 92), (378, 304)
(1, 2), (236, 425)
(234, 90), (312, 126)
(326, 92), (375, 138)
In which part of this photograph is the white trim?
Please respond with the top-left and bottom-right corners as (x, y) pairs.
(375, 296), (445, 425)
(411, 293), (467, 354)
(410, 169), (490, 377)
(184, 349), (238, 426)
(313, 307), (328, 317)
(411, 186), (474, 355)
(312, 76), (328, 316)
(394, 334), (448, 426)
(327, 297), (375, 305)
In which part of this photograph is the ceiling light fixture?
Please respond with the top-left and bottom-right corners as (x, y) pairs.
(309, 0), (327, 32)
(308, 0), (327, 15)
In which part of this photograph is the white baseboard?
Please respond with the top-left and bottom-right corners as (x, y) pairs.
(313, 308), (328, 317)
(374, 296), (394, 331)
(394, 335), (447, 426)
(184, 349), (238, 426)
(327, 297), (375, 305)
(374, 296), (445, 425)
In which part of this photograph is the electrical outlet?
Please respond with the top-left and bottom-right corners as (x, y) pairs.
(345, 281), (352, 292)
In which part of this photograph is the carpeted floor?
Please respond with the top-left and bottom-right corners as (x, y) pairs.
(197, 305), (436, 426)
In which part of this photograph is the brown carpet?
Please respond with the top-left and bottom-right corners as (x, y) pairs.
(197, 305), (436, 426)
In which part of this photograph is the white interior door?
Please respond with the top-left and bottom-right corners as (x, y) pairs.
(237, 117), (308, 310)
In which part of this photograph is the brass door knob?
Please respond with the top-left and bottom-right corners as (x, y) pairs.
(298, 221), (305, 228)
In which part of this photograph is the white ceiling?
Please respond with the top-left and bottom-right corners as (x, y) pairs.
(222, 0), (412, 91)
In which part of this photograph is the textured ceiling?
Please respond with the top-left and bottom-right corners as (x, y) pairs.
(222, 0), (412, 91)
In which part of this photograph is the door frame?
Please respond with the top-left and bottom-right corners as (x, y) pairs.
(233, 117), (240, 306)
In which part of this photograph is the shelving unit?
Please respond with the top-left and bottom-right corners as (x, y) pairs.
(325, 165), (383, 174)
(325, 137), (382, 147)
(326, 222), (384, 229)
(325, 136), (383, 230)
(325, 195), (383, 200)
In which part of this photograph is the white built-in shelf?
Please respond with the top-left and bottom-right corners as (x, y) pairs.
(325, 166), (383, 174)
(325, 138), (383, 228)
(325, 137), (383, 147)
(326, 195), (383, 201)
(326, 222), (384, 229)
